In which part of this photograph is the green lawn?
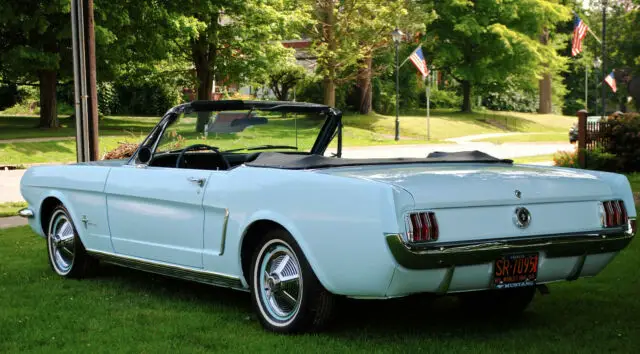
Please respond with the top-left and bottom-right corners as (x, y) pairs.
(512, 154), (555, 164)
(0, 111), (575, 165)
(1, 223), (638, 352)
(0, 201), (27, 217)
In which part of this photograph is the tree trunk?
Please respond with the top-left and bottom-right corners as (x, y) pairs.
(38, 70), (59, 128)
(323, 77), (335, 107)
(461, 80), (472, 113)
(538, 28), (552, 114)
(320, 0), (336, 107)
(538, 73), (552, 114)
(356, 55), (373, 114)
(193, 36), (214, 132)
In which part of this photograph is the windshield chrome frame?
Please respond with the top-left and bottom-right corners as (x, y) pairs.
(126, 101), (342, 166)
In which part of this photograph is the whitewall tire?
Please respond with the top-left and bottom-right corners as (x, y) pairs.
(250, 229), (334, 333)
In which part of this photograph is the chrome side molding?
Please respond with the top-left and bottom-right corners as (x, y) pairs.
(87, 250), (246, 291)
(18, 208), (34, 218)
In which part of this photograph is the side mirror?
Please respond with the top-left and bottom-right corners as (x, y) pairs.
(138, 146), (152, 164)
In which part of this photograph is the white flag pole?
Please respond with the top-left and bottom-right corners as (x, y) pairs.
(426, 72), (431, 141)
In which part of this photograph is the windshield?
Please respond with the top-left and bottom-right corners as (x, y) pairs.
(155, 109), (326, 154)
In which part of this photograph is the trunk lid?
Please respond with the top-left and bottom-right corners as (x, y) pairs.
(317, 163), (614, 242)
(318, 163), (612, 208)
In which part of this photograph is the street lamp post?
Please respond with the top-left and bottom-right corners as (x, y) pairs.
(601, 0), (608, 119)
(391, 28), (403, 141)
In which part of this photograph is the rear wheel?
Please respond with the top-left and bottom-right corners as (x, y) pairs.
(458, 287), (536, 316)
(250, 229), (334, 333)
(46, 205), (98, 278)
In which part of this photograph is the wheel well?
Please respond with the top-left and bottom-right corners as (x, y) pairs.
(39, 197), (62, 235)
(240, 220), (286, 282)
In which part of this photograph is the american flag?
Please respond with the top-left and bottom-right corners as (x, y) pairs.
(572, 15), (589, 56)
(409, 46), (430, 79)
(604, 71), (617, 92)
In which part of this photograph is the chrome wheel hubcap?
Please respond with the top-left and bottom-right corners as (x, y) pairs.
(258, 241), (302, 323)
(48, 211), (75, 274)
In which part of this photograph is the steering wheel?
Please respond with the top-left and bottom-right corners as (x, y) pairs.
(175, 144), (230, 170)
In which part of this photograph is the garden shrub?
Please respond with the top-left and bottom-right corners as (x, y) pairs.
(601, 112), (640, 172)
(427, 89), (462, 109)
(553, 147), (618, 172)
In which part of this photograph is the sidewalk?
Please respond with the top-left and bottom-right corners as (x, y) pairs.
(0, 136), (76, 144)
(0, 216), (27, 229)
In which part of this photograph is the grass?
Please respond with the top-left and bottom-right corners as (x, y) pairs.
(474, 132), (569, 144)
(512, 154), (556, 164)
(0, 201), (27, 217)
(0, 110), (575, 165)
(1, 223), (639, 352)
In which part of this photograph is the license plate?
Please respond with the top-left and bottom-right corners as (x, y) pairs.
(493, 253), (538, 289)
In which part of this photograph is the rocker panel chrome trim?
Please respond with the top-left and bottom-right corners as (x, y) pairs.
(87, 250), (246, 291)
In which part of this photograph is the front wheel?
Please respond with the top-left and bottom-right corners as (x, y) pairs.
(46, 205), (98, 278)
(250, 229), (334, 333)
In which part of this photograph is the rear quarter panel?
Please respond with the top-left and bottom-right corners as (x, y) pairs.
(207, 166), (407, 297)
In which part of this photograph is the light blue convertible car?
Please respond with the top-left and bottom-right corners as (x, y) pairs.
(19, 100), (636, 333)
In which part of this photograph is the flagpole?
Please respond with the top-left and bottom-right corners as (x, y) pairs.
(400, 45), (420, 68)
(426, 73), (431, 141)
(585, 62), (588, 110)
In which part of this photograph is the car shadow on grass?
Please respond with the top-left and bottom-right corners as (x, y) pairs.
(93, 263), (545, 337)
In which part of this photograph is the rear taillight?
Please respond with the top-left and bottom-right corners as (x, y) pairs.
(601, 200), (629, 228)
(405, 211), (439, 242)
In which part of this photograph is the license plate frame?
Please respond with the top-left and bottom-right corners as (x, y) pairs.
(493, 253), (539, 289)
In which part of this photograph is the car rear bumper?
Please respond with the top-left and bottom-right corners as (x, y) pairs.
(383, 228), (634, 296)
(385, 228), (634, 270)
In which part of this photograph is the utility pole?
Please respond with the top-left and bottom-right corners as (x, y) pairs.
(70, 0), (99, 162)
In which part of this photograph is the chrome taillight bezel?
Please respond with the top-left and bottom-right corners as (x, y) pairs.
(404, 211), (439, 243)
(600, 200), (629, 229)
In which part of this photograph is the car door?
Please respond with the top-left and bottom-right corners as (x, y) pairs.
(104, 165), (212, 268)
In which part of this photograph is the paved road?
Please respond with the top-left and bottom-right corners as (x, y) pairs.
(326, 141), (574, 159)
(0, 169), (25, 203)
(0, 141), (573, 204)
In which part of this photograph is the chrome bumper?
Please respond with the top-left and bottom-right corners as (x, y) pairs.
(18, 208), (34, 218)
(386, 228), (634, 270)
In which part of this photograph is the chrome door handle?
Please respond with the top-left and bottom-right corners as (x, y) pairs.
(187, 177), (206, 187)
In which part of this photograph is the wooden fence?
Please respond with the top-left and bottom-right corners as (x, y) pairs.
(584, 121), (610, 151)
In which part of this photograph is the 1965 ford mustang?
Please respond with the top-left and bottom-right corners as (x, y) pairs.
(19, 100), (636, 333)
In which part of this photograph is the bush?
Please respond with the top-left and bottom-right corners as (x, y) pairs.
(601, 112), (640, 172)
(553, 147), (618, 172)
(115, 81), (182, 116)
(482, 87), (538, 113)
(97, 82), (119, 116)
(427, 89), (462, 109)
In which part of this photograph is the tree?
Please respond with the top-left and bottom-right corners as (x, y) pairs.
(0, 1), (73, 128)
(164, 0), (311, 131)
(261, 64), (307, 101)
(0, 1), (180, 128)
(424, 0), (571, 112)
(310, 0), (427, 111)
